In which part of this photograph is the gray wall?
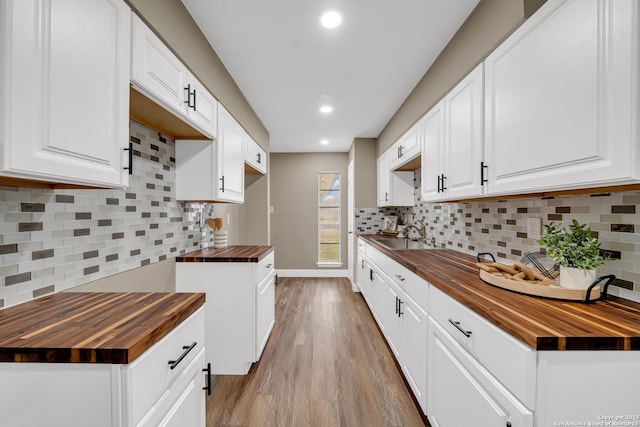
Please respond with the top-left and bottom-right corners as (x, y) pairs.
(350, 138), (378, 209)
(377, 0), (546, 154)
(271, 153), (348, 270)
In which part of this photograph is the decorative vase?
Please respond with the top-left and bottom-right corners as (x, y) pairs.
(213, 231), (228, 248)
(559, 266), (596, 289)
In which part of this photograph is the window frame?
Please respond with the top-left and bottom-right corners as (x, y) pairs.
(317, 171), (342, 267)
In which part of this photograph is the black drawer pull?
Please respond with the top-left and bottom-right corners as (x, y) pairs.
(123, 142), (133, 175)
(168, 341), (197, 370)
(202, 362), (212, 395)
(448, 319), (472, 337)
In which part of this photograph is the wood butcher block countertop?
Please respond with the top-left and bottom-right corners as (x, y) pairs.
(0, 292), (205, 363)
(360, 235), (640, 351)
(176, 245), (274, 262)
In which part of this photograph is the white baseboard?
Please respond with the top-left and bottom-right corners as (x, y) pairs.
(276, 269), (349, 278)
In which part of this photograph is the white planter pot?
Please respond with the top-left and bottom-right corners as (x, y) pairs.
(559, 266), (596, 289)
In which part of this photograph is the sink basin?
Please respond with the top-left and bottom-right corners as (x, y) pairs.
(372, 237), (439, 250)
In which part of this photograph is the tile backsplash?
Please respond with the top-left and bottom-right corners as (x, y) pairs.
(0, 120), (215, 308)
(355, 172), (640, 302)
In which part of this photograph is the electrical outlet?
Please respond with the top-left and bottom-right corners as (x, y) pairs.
(527, 217), (541, 239)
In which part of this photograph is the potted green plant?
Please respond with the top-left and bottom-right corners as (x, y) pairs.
(537, 219), (608, 289)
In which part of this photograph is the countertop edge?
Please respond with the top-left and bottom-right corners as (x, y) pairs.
(176, 245), (274, 263)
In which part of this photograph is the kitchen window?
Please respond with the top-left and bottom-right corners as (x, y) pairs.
(318, 172), (342, 267)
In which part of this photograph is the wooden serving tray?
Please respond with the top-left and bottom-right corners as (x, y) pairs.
(479, 269), (601, 302)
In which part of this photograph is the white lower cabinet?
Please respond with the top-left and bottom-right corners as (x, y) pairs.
(0, 308), (207, 427)
(358, 239), (640, 424)
(357, 239), (428, 414)
(400, 295), (428, 413)
(428, 317), (533, 427)
(176, 251), (275, 374)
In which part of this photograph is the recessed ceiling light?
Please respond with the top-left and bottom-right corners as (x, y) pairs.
(320, 139), (330, 145)
(320, 9), (342, 29)
(319, 105), (333, 114)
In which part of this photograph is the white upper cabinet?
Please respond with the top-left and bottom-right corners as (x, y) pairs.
(131, 13), (185, 117)
(0, 0), (131, 188)
(422, 64), (484, 202)
(245, 135), (267, 175)
(377, 150), (414, 207)
(390, 122), (422, 171)
(214, 105), (245, 203)
(131, 13), (217, 139)
(484, 0), (640, 195)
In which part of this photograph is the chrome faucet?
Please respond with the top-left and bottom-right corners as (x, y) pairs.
(403, 220), (426, 241)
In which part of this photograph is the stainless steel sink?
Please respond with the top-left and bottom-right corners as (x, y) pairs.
(372, 237), (439, 250)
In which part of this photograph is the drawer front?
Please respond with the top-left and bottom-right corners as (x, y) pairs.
(386, 258), (428, 311)
(138, 348), (206, 427)
(124, 307), (205, 426)
(366, 245), (387, 271)
(256, 251), (275, 285)
(429, 286), (536, 409)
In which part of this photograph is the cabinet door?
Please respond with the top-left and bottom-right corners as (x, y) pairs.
(131, 13), (186, 117)
(484, 0), (639, 195)
(184, 72), (217, 139)
(428, 320), (507, 427)
(2, 0), (130, 187)
(401, 296), (428, 414)
(147, 350), (207, 427)
(216, 106), (245, 203)
(443, 64), (484, 200)
(421, 101), (445, 201)
(383, 279), (403, 359)
(390, 123), (421, 170)
(256, 272), (275, 360)
(245, 135), (267, 174)
(377, 152), (391, 206)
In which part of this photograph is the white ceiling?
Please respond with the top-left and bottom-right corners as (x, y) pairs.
(182, 0), (480, 153)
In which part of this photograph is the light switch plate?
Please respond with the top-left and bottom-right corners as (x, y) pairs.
(527, 217), (541, 239)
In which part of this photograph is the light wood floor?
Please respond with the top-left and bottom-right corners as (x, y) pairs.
(205, 277), (428, 427)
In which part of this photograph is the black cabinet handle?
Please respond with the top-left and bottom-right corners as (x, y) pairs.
(385, 192), (389, 202)
(448, 319), (472, 337)
(481, 161), (488, 186)
(219, 176), (225, 192)
(123, 142), (133, 175)
(202, 362), (212, 395)
(398, 300), (404, 317)
(369, 268), (373, 281)
(184, 84), (195, 109)
(168, 342), (197, 370)
(395, 274), (405, 282)
(441, 174), (447, 191)
(257, 152), (262, 164)
(395, 296), (399, 314)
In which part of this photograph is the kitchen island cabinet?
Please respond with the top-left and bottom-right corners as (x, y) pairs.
(358, 235), (640, 425)
(0, 292), (207, 427)
(176, 245), (275, 374)
(0, 0), (131, 188)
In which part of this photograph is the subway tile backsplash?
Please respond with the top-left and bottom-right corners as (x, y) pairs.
(0, 121), (215, 308)
(355, 172), (640, 302)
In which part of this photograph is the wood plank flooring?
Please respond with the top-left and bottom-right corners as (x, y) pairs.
(205, 277), (428, 427)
